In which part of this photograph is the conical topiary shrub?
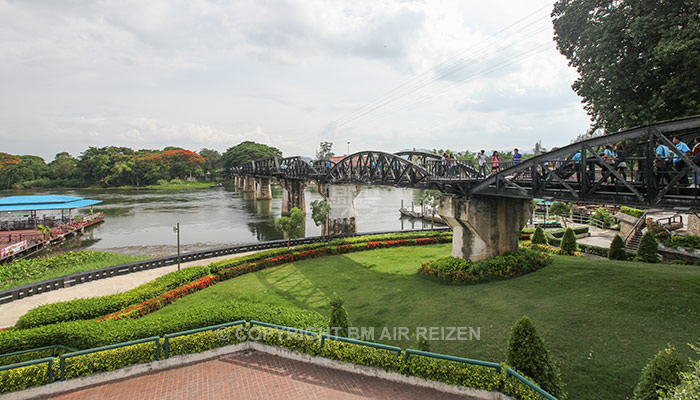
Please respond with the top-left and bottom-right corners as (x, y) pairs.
(507, 316), (566, 399)
(608, 234), (627, 260)
(635, 231), (659, 263)
(560, 227), (577, 255)
(531, 227), (547, 245)
(633, 347), (686, 400)
(329, 293), (350, 337)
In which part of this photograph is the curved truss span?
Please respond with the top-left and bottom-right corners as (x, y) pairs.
(324, 151), (431, 187)
(472, 115), (700, 210)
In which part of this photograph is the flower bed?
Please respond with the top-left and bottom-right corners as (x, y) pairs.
(418, 249), (551, 285)
(98, 275), (218, 321)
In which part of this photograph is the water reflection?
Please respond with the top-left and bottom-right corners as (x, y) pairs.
(2, 184), (442, 256)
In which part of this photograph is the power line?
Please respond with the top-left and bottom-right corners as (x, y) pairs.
(328, 1), (556, 129)
(333, 23), (553, 129)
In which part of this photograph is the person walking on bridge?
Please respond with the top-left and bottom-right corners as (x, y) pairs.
(672, 136), (691, 185)
(513, 148), (522, 164)
(655, 139), (671, 186)
(692, 137), (700, 188)
(491, 151), (500, 174)
(477, 150), (487, 178)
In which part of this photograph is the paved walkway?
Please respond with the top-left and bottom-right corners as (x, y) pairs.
(52, 351), (475, 400)
(0, 251), (257, 328)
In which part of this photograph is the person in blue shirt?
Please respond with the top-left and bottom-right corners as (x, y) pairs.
(512, 148), (522, 164)
(603, 145), (615, 183)
(655, 139), (671, 185)
(673, 136), (691, 185)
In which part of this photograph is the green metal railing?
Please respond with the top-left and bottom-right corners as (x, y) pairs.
(59, 336), (160, 381)
(320, 333), (402, 357)
(404, 348), (502, 372)
(0, 345), (76, 362)
(1, 321), (558, 400)
(163, 320), (247, 359)
(507, 368), (558, 400)
(0, 357), (55, 383)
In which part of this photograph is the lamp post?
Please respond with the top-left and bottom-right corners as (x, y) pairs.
(173, 223), (181, 271)
(347, 141), (350, 156)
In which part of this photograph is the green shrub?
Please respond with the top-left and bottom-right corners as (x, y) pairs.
(560, 228), (578, 255)
(329, 293), (350, 337)
(635, 231), (660, 263)
(633, 347), (687, 400)
(549, 226), (589, 238)
(0, 362), (53, 394)
(403, 353), (501, 391)
(62, 341), (157, 380)
(507, 316), (566, 399)
(167, 328), (244, 358)
(0, 251), (145, 291)
(418, 250), (551, 285)
(590, 208), (616, 228)
(661, 344), (700, 400)
(16, 266), (212, 329)
(609, 235), (628, 260)
(621, 206), (645, 219)
(531, 227), (547, 245)
(669, 235), (700, 250)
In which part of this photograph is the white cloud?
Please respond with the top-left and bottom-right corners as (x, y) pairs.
(0, 0), (591, 161)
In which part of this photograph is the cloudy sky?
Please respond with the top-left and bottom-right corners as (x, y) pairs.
(0, 0), (591, 162)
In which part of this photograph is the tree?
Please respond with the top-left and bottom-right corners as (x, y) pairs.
(329, 293), (350, 337)
(199, 148), (222, 178)
(49, 152), (78, 181)
(310, 200), (331, 240)
(35, 225), (52, 241)
(561, 228), (578, 255)
(532, 227), (547, 245)
(421, 190), (441, 231)
(636, 231), (659, 263)
(274, 207), (305, 248)
(609, 234), (627, 260)
(316, 142), (334, 161)
(507, 316), (566, 399)
(550, 201), (572, 227)
(633, 347), (686, 400)
(552, 1), (700, 133)
(221, 141), (282, 169)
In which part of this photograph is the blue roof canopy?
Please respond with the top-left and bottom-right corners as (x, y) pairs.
(0, 195), (102, 212)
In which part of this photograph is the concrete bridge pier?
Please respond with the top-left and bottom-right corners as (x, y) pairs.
(235, 176), (245, 190)
(318, 184), (361, 236)
(438, 195), (532, 261)
(281, 179), (306, 216)
(255, 178), (272, 200)
(243, 177), (256, 192)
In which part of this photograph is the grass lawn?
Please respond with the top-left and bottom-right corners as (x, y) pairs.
(0, 251), (147, 290)
(150, 244), (700, 400)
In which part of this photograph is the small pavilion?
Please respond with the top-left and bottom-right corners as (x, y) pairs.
(0, 195), (102, 231)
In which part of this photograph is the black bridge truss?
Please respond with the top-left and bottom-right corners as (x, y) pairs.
(233, 115), (700, 211)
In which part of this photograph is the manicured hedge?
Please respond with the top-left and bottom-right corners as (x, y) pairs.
(16, 232), (451, 329)
(418, 250), (551, 285)
(0, 317), (549, 400)
(620, 206), (644, 219)
(16, 266), (212, 329)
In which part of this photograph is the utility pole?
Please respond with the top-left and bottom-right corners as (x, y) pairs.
(173, 222), (181, 271)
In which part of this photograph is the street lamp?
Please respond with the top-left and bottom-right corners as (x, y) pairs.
(173, 223), (181, 271)
(347, 141), (350, 156)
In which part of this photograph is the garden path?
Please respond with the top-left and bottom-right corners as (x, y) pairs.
(0, 251), (258, 328)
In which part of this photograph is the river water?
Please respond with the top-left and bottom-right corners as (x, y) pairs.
(3, 185), (438, 256)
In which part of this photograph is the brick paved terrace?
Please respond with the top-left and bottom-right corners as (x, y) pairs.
(51, 350), (477, 400)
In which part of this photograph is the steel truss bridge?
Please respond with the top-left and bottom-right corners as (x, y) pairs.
(233, 115), (700, 211)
